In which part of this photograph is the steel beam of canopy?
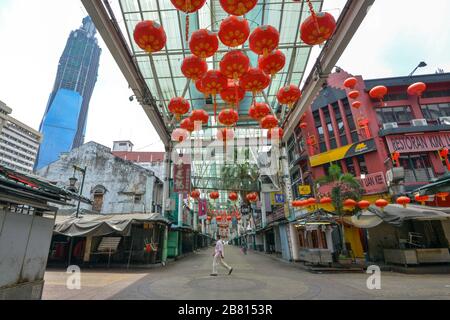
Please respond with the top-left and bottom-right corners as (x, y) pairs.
(81, 0), (171, 147)
(282, 0), (376, 142)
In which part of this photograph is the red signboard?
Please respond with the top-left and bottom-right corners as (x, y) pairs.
(173, 163), (191, 193)
(386, 132), (450, 153)
(318, 172), (387, 196)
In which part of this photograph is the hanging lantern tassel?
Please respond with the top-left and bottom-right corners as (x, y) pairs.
(306, 0), (321, 35)
(234, 79), (239, 112)
(213, 94), (217, 123)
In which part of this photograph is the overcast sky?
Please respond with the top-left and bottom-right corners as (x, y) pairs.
(0, 0), (449, 152)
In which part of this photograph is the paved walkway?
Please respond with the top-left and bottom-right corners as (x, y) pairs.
(43, 246), (450, 300)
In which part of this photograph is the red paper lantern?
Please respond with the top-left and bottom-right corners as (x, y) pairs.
(436, 192), (450, 201)
(246, 192), (258, 203)
(261, 115), (279, 130)
(300, 12), (336, 46)
(344, 77), (358, 89)
(218, 16), (250, 47)
(307, 198), (316, 205)
(191, 190), (201, 199)
(207, 216), (212, 221)
(220, 50), (250, 80)
(168, 97), (190, 121)
(190, 109), (209, 126)
(240, 68), (271, 96)
(171, 128), (190, 142)
(277, 85), (302, 108)
(352, 101), (362, 109)
(375, 199), (388, 210)
(170, 0), (206, 13)
(202, 70), (228, 120)
(258, 50), (286, 77)
(415, 194), (429, 205)
(320, 197), (332, 205)
(181, 55), (208, 81)
(210, 191), (220, 200)
(229, 192), (238, 202)
(220, 81), (246, 107)
(189, 29), (219, 59)
(369, 86), (388, 101)
(227, 215), (232, 222)
(219, 108), (239, 127)
(358, 200), (370, 210)
(180, 117), (195, 132)
(217, 127), (235, 141)
(300, 122), (308, 129)
(248, 102), (271, 122)
(407, 82), (427, 97)
(267, 127), (283, 140)
(249, 25), (280, 57)
(343, 199), (357, 208)
(195, 79), (207, 97)
(396, 196), (411, 208)
(133, 20), (167, 53)
(292, 200), (303, 208)
(348, 90), (360, 100)
(219, 0), (258, 16)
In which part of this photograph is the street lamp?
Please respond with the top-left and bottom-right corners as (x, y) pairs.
(409, 61), (427, 76)
(68, 165), (87, 218)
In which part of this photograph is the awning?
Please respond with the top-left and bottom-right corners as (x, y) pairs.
(309, 139), (376, 167)
(54, 213), (170, 237)
(345, 204), (450, 228)
(413, 173), (450, 195)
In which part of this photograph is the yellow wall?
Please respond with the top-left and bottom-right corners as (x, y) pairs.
(344, 226), (364, 258)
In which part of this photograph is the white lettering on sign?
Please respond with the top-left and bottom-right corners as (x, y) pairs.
(387, 132), (450, 153)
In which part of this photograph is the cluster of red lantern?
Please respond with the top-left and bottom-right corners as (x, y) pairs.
(249, 103), (271, 122)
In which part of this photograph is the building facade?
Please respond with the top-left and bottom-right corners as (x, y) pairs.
(0, 100), (42, 174)
(35, 16), (101, 170)
(36, 142), (163, 215)
(288, 71), (450, 199)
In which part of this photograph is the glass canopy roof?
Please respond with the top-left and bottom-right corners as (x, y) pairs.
(112, 0), (328, 193)
(117, 0), (323, 125)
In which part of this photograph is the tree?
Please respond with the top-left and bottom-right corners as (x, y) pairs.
(315, 163), (364, 257)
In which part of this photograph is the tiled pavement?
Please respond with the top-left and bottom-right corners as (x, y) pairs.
(43, 246), (450, 300)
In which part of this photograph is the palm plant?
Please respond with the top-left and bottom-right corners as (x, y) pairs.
(315, 163), (363, 257)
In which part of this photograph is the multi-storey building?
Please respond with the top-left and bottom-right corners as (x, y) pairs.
(35, 16), (101, 170)
(0, 101), (42, 174)
(288, 70), (450, 198)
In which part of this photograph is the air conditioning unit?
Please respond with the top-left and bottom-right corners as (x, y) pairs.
(383, 122), (398, 130)
(439, 117), (450, 125)
(411, 119), (427, 126)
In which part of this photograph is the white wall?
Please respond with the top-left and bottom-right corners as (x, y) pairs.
(0, 210), (54, 288)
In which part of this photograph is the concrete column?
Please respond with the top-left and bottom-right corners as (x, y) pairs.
(261, 193), (267, 228)
(83, 237), (92, 263)
(263, 233), (268, 252)
(162, 145), (172, 218)
(178, 193), (183, 227)
(162, 225), (168, 264)
(193, 202), (198, 231)
(201, 219), (205, 234)
(281, 146), (300, 261)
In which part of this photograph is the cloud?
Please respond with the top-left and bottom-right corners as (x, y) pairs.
(0, 0), (165, 152)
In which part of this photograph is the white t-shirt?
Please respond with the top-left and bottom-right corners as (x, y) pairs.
(215, 239), (224, 256)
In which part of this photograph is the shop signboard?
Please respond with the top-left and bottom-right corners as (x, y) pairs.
(173, 163), (191, 193)
(386, 132), (450, 153)
(298, 185), (311, 195)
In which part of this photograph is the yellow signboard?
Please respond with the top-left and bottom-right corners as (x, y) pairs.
(271, 192), (285, 205)
(298, 185), (311, 195)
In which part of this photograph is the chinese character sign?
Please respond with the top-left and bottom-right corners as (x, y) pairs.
(173, 163), (191, 193)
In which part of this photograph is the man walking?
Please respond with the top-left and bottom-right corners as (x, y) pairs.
(211, 235), (233, 276)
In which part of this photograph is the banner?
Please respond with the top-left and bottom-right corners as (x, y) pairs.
(198, 199), (207, 219)
(173, 163), (191, 193)
(386, 132), (450, 153)
(309, 138), (376, 167)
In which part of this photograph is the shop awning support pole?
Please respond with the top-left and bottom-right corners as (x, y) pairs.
(127, 237), (134, 270)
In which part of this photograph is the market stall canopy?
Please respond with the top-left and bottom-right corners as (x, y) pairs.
(345, 211), (383, 229)
(362, 204), (450, 228)
(54, 213), (170, 237)
(413, 172), (450, 196)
